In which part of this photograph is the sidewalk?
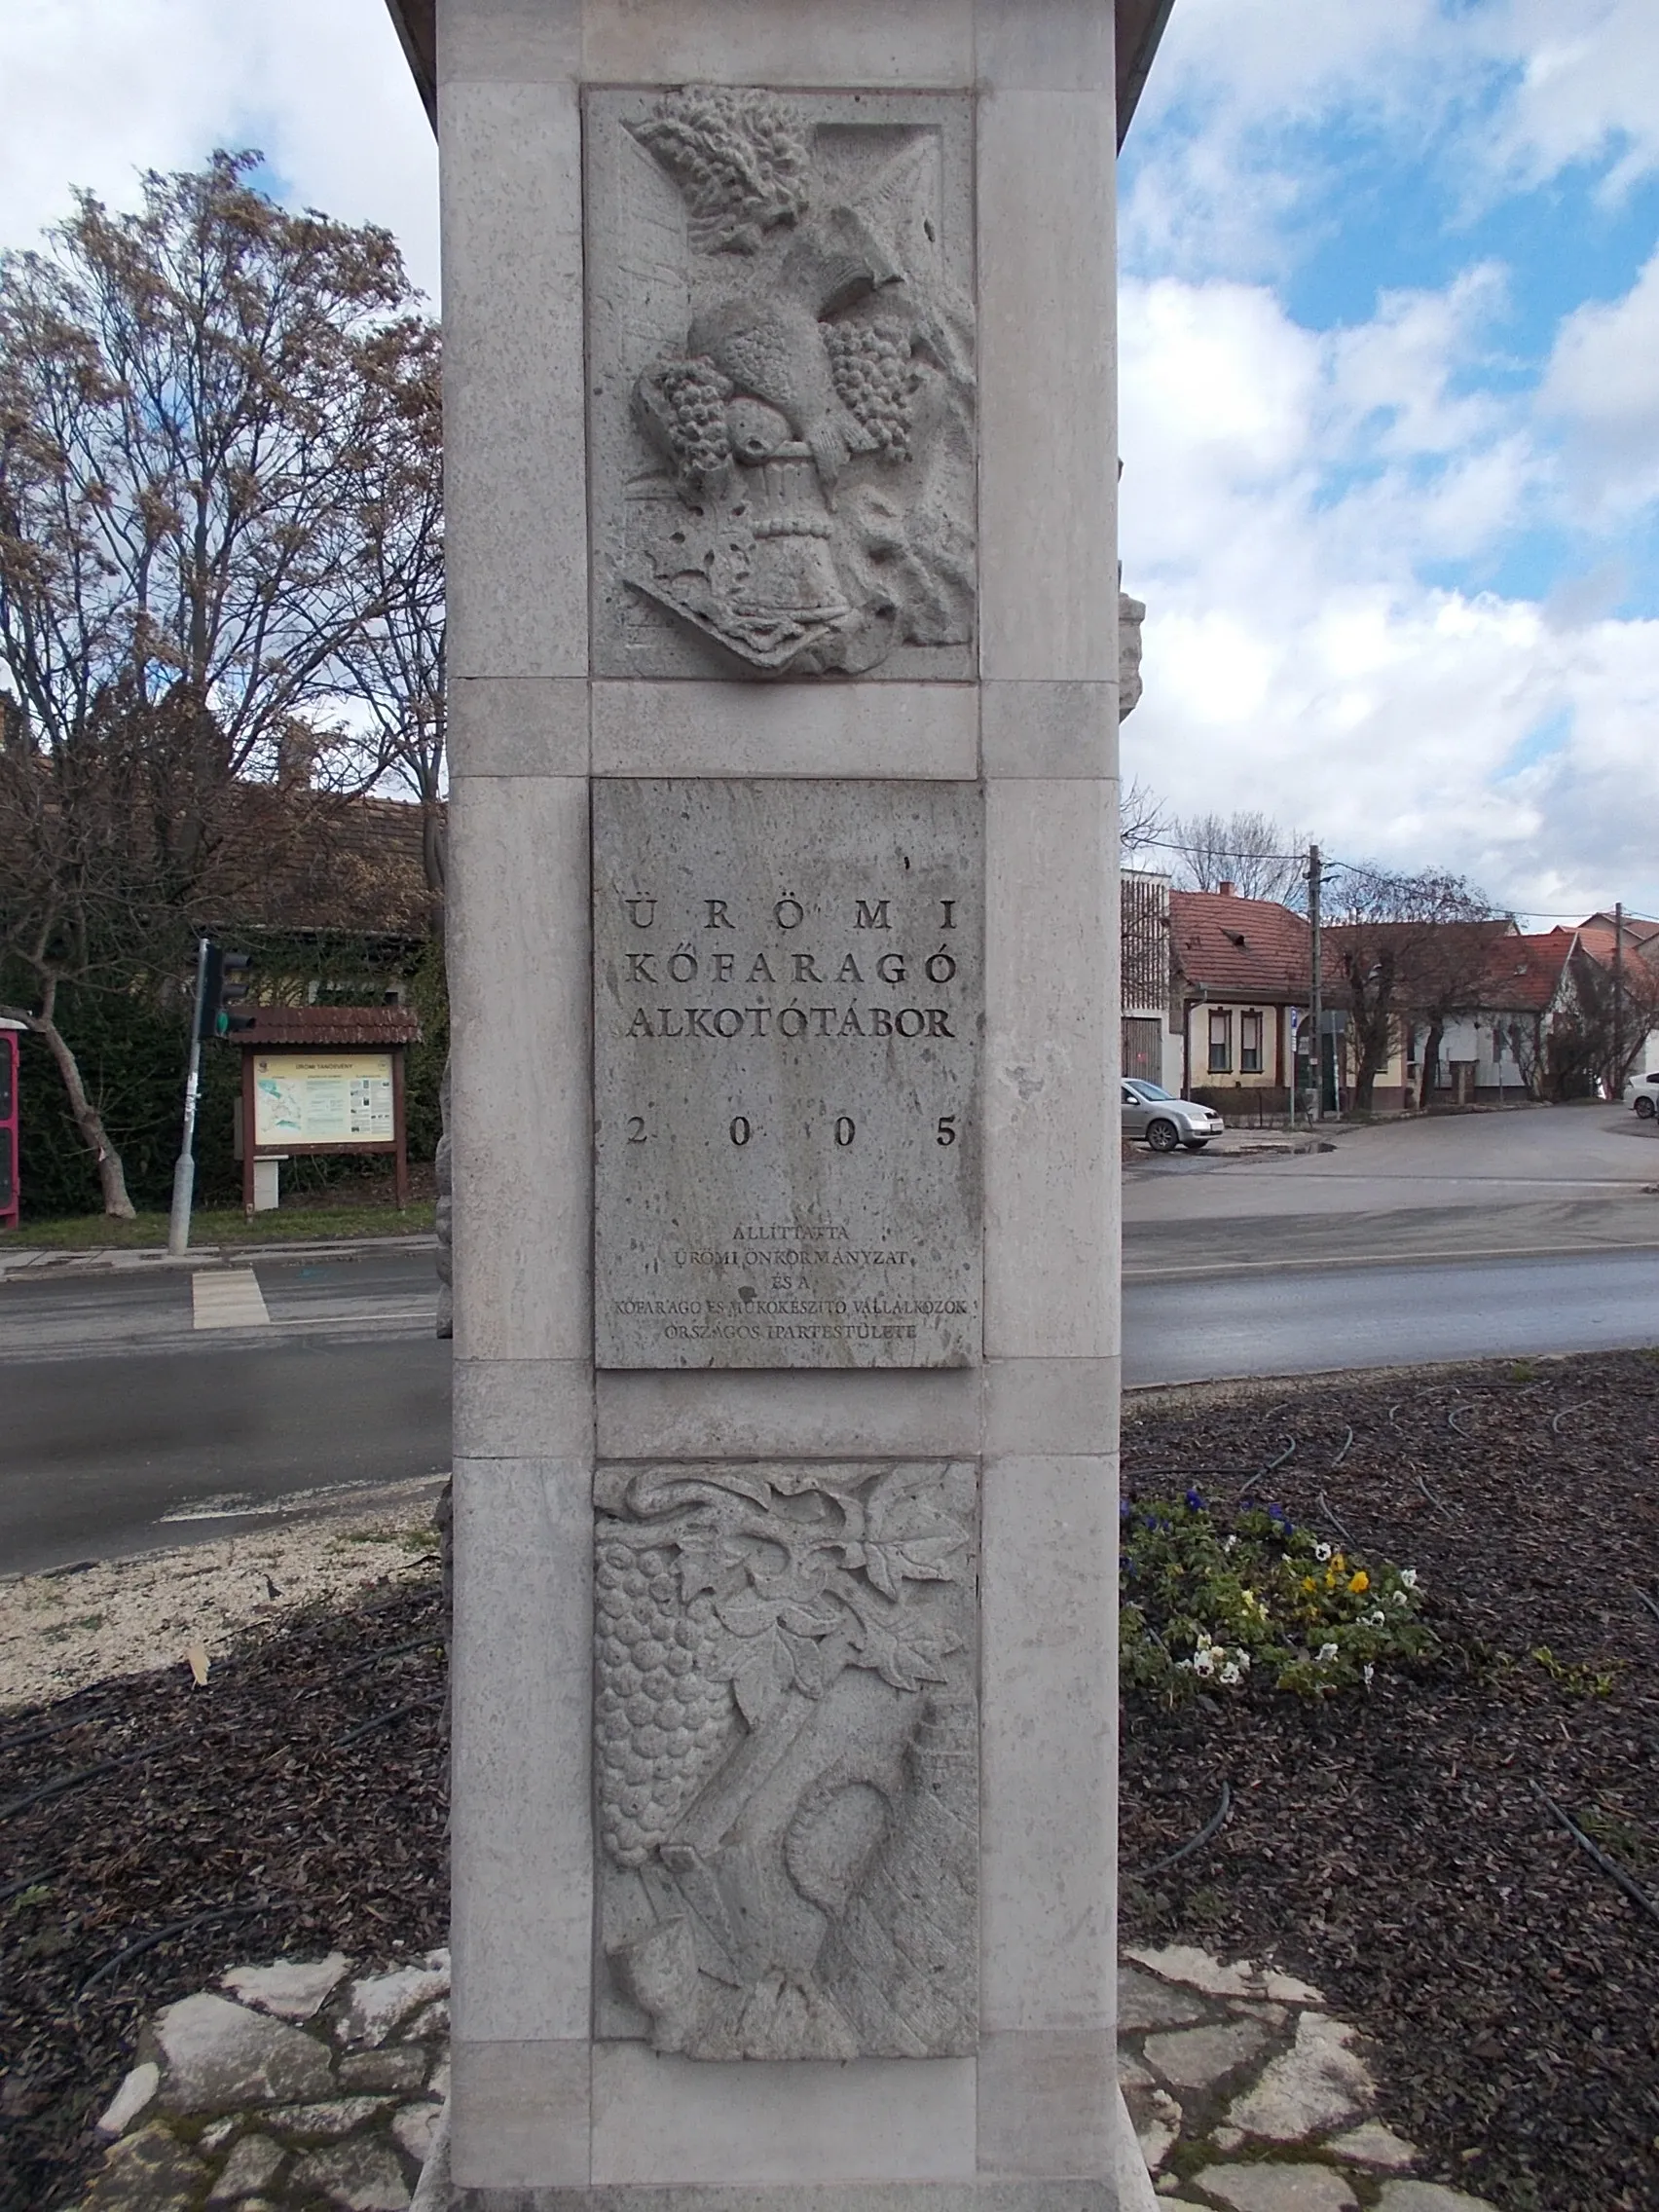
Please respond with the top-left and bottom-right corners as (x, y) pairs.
(0, 1231), (438, 1282)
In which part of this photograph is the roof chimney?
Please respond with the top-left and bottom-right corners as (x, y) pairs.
(1218, 880), (1236, 898)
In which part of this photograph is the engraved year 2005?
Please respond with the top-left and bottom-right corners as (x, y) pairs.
(623, 1112), (957, 1147)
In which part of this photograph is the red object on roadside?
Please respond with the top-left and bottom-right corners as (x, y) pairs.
(0, 1025), (19, 1231)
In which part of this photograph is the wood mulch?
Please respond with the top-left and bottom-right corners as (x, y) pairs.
(4, 1350), (1657, 2212)
(1121, 1347), (1659, 2212)
(0, 1568), (448, 2212)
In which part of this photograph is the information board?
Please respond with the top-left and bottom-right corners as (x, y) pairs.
(593, 780), (983, 1369)
(251, 1051), (395, 1148)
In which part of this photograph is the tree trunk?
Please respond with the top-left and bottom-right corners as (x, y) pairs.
(1421, 1018), (1445, 1108)
(30, 1007), (137, 1219)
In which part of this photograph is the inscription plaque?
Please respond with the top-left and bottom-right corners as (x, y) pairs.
(593, 780), (982, 1368)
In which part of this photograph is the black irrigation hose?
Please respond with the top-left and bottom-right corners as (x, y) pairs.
(0, 1704), (118, 1757)
(1635, 1588), (1659, 1629)
(1531, 1783), (1659, 1930)
(76, 1904), (267, 2001)
(1129, 1783), (1233, 1882)
(338, 1633), (447, 1680)
(1238, 1439), (1296, 1498)
(1317, 1492), (1359, 1551)
(1330, 1426), (1354, 1469)
(1417, 1472), (1450, 1513)
(335, 1695), (444, 1750)
(1551, 1402), (1592, 1434)
(0, 1751), (145, 1825)
(0, 1868), (55, 1906)
(1447, 1404), (1472, 1437)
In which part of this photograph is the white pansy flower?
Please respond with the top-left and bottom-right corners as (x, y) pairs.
(1392, 1591), (1409, 1607)
(1400, 1567), (1419, 1588)
(1314, 1542), (1332, 1563)
(1363, 1663), (1375, 1687)
(1220, 1661), (1241, 1686)
(1193, 1648), (1215, 1676)
(1366, 1608), (1385, 1627)
(1317, 1642), (1340, 1663)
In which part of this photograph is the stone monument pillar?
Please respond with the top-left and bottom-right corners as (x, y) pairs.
(387, 1), (1172, 2203)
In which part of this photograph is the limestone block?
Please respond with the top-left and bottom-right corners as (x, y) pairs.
(453, 1359), (594, 1460)
(1225, 2013), (1376, 2143)
(1194, 2166), (1358, 2212)
(1145, 2018), (1275, 2092)
(78, 2122), (208, 2209)
(437, 0), (579, 84)
(339, 1957), (450, 2047)
(984, 1356), (1120, 1456)
(1326, 2121), (1418, 2169)
(266, 2097), (394, 2139)
(1374, 2186), (1500, 2212)
(977, 2029), (1115, 2178)
(448, 677), (588, 780)
(95, 2061), (160, 2136)
(981, 682), (1117, 781)
(1116, 1965), (1207, 2033)
(589, 2044), (977, 2186)
(339, 2046), (431, 2095)
(392, 2099), (445, 2162)
(984, 780), (1117, 1359)
(596, 1368), (979, 1462)
(154, 1994), (334, 2114)
(1124, 1945), (1324, 2007)
(594, 1458), (977, 2058)
(449, 2040), (589, 2191)
(206, 2133), (285, 2202)
(581, 0), (975, 89)
(220, 1953), (349, 2023)
(452, 1460), (592, 2044)
(980, 1455), (1115, 2032)
(586, 89), (974, 682)
(439, 78), (585, 681)
(977, 91), (1117, 681)
(974, 0), (1115, 91)
(448, 774), (590, 1365)
(592, 777), (982, 1372)
(589, 682), (977, 780)
(289, 2137), (412, 2210)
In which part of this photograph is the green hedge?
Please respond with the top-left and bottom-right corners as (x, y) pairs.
(6, 934), (447, 1221)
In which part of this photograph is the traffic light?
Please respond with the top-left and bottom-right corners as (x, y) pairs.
(197, 945), (255, 1040)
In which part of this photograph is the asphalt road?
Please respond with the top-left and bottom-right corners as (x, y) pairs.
(5, 1213), (1659, 1569)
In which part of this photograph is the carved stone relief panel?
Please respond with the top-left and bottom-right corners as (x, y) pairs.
(594, 1458), (978, 2060)
(586, 87), (976, 680)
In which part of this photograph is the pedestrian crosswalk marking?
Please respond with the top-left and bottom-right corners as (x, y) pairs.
(191, 1268), (271, 1329)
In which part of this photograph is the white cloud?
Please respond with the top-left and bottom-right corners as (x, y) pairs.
(1119, 271), (1659, 917)
(1478, 0), (1659, 200)
(1, 0), (437, 292)
(1540, 248), (1659, 519)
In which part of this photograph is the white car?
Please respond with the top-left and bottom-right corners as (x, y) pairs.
(1627, 1071), (1659, 1121)
(1122, 1079), (1225, 1154)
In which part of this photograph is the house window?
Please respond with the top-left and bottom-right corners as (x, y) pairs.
(1239, 1011), (1264, 1074)
(1207, 1010), (1231, 1073)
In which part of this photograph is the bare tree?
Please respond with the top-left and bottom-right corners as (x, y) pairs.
(339, 315), (446, 904)
(1172, 810), (1306, 904)
(1324, 867), (1497, 1115)
(1119, 777), (1167, 859)
(1544, 942), (1659, 1101)
(0, 153), (424, 1210)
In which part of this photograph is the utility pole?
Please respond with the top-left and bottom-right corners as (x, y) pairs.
(1308, 843), (1323, 1123)
(1612, 899), (1624, 1100)
(167, 939), (211, 1257)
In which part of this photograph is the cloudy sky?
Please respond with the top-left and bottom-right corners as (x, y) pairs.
(4, 0), (1656, 923)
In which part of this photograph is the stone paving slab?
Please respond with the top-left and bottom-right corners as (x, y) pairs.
(77, 1938), (1503, 2211)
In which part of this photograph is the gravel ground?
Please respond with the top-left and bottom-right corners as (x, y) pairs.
(0, 1480), (447, 1711)
(1120, 1348), (1659, 2212)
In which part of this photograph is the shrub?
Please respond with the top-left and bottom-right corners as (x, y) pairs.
(1120, 1489), (1436, 1703)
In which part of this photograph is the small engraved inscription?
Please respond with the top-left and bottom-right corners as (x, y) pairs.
(593, 780), (982, 1369)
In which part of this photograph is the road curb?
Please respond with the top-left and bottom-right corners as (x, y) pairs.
(0, 1234), (439, 1281)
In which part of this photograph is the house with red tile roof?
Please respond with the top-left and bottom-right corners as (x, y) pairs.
(1168, 885), (1310, 1112)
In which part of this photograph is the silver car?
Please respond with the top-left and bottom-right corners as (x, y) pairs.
(1122, 1078), (1224, 1154)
